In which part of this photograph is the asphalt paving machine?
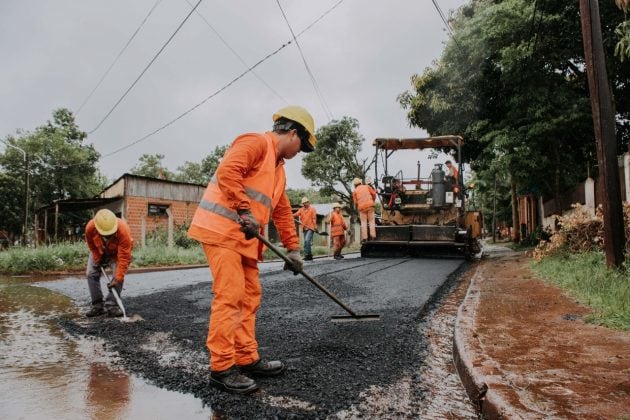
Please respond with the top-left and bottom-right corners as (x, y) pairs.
(361, 135), (482, 259)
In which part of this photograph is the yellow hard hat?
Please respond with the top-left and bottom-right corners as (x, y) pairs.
(333, 202), (343, 209)
(301, 196), (310, 204)
(94, 209), (118, 236)
(352, 177), (362, 186)
(272, 105), (316, 152)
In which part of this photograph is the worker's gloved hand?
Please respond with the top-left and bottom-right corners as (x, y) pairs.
(107, 277), (123, 290)
(237, 209), (260, 240)
(283, 250), (303, 275)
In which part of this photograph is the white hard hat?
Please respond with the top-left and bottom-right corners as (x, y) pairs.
(301, 196), (310, 204)
(352, 177), (362, 186)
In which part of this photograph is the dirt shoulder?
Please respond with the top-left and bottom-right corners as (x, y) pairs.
(454, 247), (630, 419)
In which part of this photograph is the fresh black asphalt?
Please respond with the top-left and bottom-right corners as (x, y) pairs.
(61, 256), (466, 419)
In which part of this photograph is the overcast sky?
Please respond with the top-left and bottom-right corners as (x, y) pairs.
(1, 0), (466, 189)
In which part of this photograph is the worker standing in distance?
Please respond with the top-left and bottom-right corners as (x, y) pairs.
(84, 209), (133, 318)
(293, 196), (317, 261)
(352, 177), (377, 242)
(327, 203), (347, 260)
(187, 106), (316, 394)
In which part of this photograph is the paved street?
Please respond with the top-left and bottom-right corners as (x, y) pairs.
(57, 255), (472, 418)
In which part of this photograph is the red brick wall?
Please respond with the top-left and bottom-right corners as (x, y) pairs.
(124, 196), (199, 243)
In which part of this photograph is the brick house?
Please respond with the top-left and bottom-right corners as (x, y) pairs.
(98, 173), (206, 246)
(35, 174), (206, 246)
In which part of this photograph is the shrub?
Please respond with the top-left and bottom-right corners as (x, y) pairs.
(533, 202), (630, 262)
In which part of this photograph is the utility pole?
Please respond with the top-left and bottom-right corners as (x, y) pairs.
(1, 140), (29, 246)
(492, 175), (497, 243)
(579, 0), (625, 268)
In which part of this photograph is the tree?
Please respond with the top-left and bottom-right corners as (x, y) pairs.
(399, 0), (629, 242)
(614, 0), (630, 61)
(0, 108), (104, 240)
(301, 117), (373, 214)
(285, 188), (334, 206)
(130, 153), (174, 180)
(174, 145), (228, 184)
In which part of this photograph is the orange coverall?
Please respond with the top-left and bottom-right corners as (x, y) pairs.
(328, 210), (347, 258)
(188, 132), (299, 372)
(85, 218), (133, 281)
(353, 184), (376, 241)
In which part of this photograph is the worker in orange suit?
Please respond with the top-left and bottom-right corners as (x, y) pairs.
(293, 196), (317, 261)
(352, 177), (377, 242)
(326, 203), (347, 260)
(187, 106), (316, 394)
(85, 209), (133, 318)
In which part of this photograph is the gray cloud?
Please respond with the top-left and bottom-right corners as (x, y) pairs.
(1, 0), (465, 188)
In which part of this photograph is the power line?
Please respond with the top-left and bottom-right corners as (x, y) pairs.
(97, 0), (345, 159)
(87, 0), (203, 134)
(276, 0), (334, 121)
(185, 0), (288, 103)
(101, 41), (292, 158)
(431, 0), (454, 37)
(75, 0), (163, 116)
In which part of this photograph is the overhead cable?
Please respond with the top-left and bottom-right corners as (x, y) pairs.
(276, 0), (334, 121)
(87, 0), (203, 134)
(185, 0), (287, 103)
(75, 0), (163, 116)
(98, 0), (346, 159)
(431, 0), (454, 37)
(101, 41), (292, 157)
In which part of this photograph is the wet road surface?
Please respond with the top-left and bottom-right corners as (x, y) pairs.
(0, 273), (214, 419)
(3, 254), (477, 419)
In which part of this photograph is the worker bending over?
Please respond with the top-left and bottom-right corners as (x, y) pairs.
(188, 106), (316, 394)
(352, 177), (376, 242)
(84, 209), (133, 318)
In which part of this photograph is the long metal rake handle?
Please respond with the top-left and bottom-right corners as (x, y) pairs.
(254, 232), (358, 317)
(99, 265), (127, 318)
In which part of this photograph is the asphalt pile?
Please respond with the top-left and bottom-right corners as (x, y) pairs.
(61, 258), (470, 419)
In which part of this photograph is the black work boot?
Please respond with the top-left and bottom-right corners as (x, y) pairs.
(304, 254), (313, 261)
(210, 366), (258, 394)
(86, 304), (105, 318)
(239, 358), (285, 377)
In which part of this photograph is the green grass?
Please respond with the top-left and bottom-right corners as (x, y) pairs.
(0, 243), (206, 275)
(0, 242), (87, 274)
(531, 251), (630, 331)
(0, 240), (362, 275)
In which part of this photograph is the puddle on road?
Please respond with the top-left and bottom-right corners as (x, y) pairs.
(0, 274), (214, 419)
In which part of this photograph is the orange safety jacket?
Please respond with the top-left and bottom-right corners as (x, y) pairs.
(187, 132), (299, 260)
(85, 218), (133, 280)
(294, 205), (317, 231)
(328, 212), (347, 237)
(353, 184), (376, 211)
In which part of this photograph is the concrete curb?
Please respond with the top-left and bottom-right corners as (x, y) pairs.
(452, 263), (518, 419)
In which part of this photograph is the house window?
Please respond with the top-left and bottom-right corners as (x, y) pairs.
(148, 203), (169, 216)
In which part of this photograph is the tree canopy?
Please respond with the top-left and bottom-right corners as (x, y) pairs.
(399, 0), (629, 203)
(301, 117), (373, 213)
(130, 153), (174, 180)
(0, 108), (104, 240)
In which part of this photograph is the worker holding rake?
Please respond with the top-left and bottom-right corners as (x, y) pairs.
(188, 106), (317, 394)
(84, 209), (133, 318)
